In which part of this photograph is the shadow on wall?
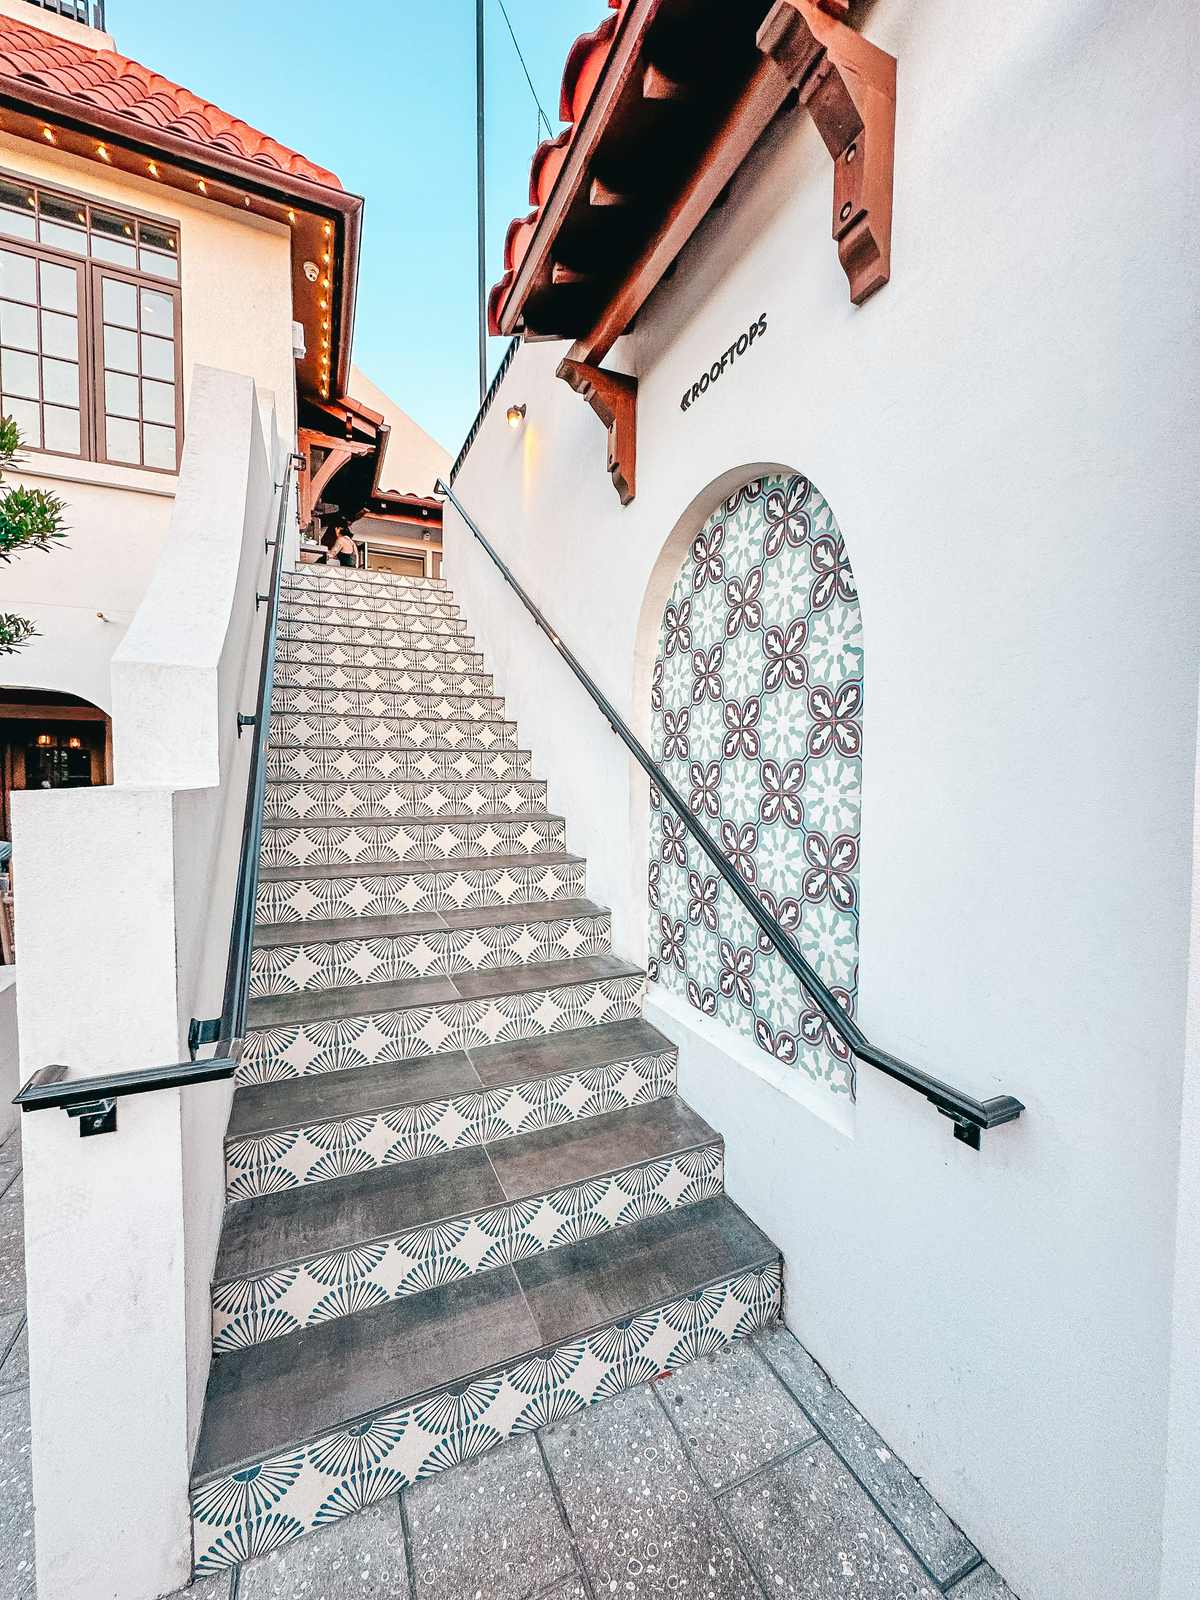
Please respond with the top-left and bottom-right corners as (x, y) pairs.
(634, 466), (864, 1108)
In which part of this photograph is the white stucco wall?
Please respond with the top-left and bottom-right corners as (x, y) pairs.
(13, 369), (283, 1600)
(446, 5), (1199, 1599)
(0, 133), (296, 710)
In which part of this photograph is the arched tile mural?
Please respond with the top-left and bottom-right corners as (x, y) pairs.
(647, 471), (863, 1096)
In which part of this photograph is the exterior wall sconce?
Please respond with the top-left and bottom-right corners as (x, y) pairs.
(35, 733), (53, 747)
(506, 403), (526, 428)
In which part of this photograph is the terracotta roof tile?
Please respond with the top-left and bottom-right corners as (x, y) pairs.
(489, 1), (628, 334)
(0, 14), (342, 189)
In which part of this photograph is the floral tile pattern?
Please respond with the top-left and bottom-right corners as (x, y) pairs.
(249, 909), (612, 998)
(224, 1046), (676, 1199)
(238, 970), (647, 1082)
(255, 859), (587, 926)
(213, 1140), (721, 1351)
(647, 472), (862, 1096)
(191, 1259), (782, 1574)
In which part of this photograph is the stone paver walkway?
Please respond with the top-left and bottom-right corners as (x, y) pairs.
(0, 1121), (1019, 1599)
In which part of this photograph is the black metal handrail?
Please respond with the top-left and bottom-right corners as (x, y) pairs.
(15, 1058), (235, 1137)
(448, 336), (520, 486)
(436, 479), (1025, 1149)
(190, 453), (298, 1061)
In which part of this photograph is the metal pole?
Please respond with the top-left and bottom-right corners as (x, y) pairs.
(475, 0), (487, 404)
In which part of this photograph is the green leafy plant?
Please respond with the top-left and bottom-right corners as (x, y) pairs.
(0, 415), (67, 654)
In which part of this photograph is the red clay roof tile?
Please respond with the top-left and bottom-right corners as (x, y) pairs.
(0, 14), (342, 189)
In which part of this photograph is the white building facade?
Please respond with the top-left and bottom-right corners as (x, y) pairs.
(446, 4), (1200, 1599)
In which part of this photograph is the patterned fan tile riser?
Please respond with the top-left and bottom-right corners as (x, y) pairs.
(283, 572), (451, 597)
(238, 971), (646, 1082)
(280, 596), (461, 621)
(280, 599), (465, 625)
(280, 608), (463, 634)
(248, 909), (612, 998)
(268, 716), (519, 751)
(266, 749), (533, 783)
(284, 576), (454, 601)
(262, 780), (547, 821)
(271, 689), (505, 720)
(255, 859), (586, 926)
(212, 1142), (723, 1352)
(259, 816), (567, 869)
(278, 623), (470, 650)
(225, 1047), (673, 1198)
(190, 1260), (782, 1574)
(275, 666), (495, 695)
(276, 642), (484, 673)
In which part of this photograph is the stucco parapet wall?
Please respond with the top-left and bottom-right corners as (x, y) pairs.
(110, 365), (275, 791)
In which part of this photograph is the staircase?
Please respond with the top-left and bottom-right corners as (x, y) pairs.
(190, 562), (782, 1574)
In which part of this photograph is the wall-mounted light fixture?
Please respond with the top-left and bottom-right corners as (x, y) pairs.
(506, 403), (527, 429)
(35, 733), (53, 748)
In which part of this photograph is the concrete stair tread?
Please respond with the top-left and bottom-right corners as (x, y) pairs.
(228, 1017), (674, 1140)
(217, 1097), (717, 1282)
(193, 1196), (776, 1482)
(260, 809), (555, 832)
(247, 952), (642, 1029)
(251, 897), (607, 948)
(258, 849), (583, 884)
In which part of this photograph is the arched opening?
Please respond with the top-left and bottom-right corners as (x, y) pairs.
(645, 469), (863, 1098)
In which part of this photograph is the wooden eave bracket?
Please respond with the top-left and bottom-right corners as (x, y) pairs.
(757, 0), (896, 304)
(556, 358), (638, 506)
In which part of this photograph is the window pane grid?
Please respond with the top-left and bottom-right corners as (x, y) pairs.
(0, 245), (81, 455)
(0, 175), (181, 468)
(0, 183), (179, 283)
(101, 273), (177, 469)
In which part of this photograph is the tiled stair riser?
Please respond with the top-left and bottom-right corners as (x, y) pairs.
(255, 858), (587, 925)
(262, 779), (548, 821)
(239, 970), (646, 1082)
(281, 598), (465, 625)
(286, 571), (447, 594)
(191, 1259), (782, 1574)
(279, 622), (470, 649)
(282, 574), (452, 597)
(272, 688), (503, 719)
(269, 716), (519, 751)
(213, 1140), (723, 1352)
(266, 749), (534, 783)
(276, 641), (484, 673)
(259, 815), (567, 869)
(249, 909), (612, 998)
(273, 692), (505, 722)
(225, 1045), (674, 1198)
(281, 596), (461, 621)
(276, 666), (495, 695)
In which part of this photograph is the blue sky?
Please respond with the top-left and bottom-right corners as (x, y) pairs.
(113, 0), (600, 451)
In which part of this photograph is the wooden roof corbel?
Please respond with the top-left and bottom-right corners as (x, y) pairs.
(757, 1), (896, 303)
(556, 358), (638, 506)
